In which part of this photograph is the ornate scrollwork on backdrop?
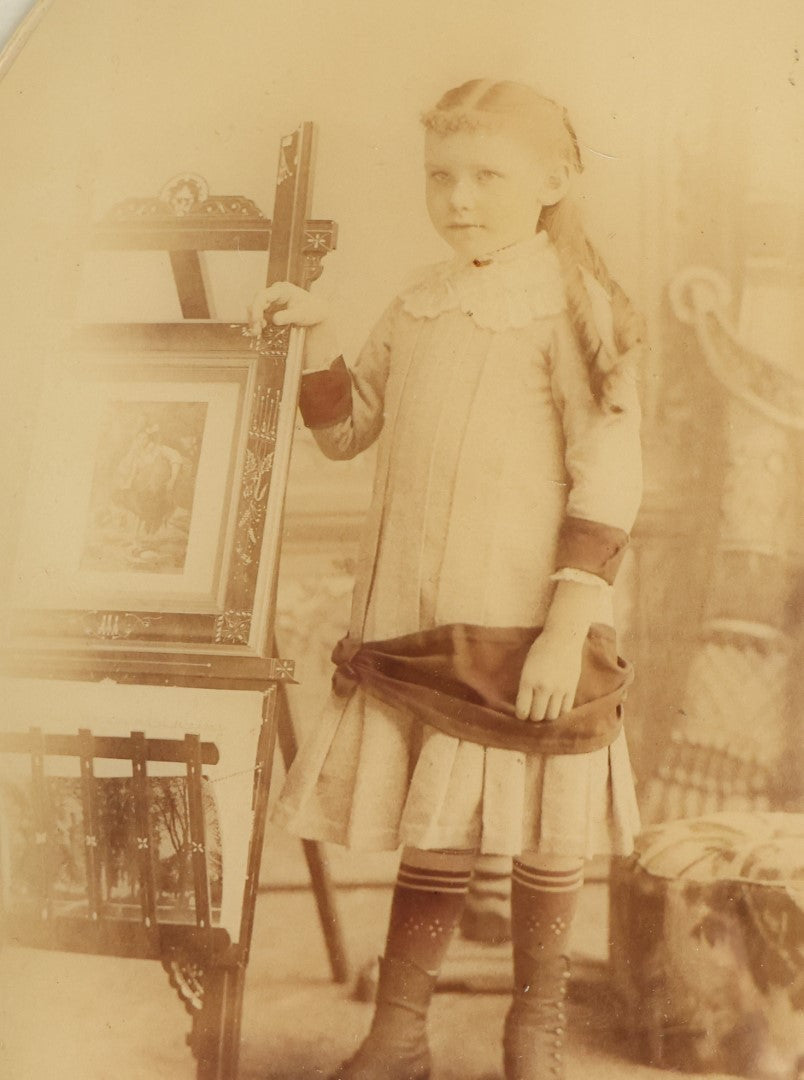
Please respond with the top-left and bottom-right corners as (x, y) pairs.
(670, 267), (804, 431)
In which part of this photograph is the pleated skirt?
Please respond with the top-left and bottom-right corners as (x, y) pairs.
(272, 683), (641, 858)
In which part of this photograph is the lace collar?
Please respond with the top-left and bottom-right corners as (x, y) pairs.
(399, 231), (566, 331)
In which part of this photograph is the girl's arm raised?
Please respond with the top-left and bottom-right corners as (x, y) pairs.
(250, 283), (395, 460)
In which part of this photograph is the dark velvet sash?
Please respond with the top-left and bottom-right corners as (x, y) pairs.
(331, 623), (632, 756)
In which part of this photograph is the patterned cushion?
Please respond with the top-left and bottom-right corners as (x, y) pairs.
(609, 813), (804, 1078)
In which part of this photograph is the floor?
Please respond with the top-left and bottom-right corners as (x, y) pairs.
(0, 825), (739, 1080)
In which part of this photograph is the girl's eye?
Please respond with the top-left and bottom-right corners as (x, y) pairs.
(428, 171), (450, 183)
(477, 169), (501, 182)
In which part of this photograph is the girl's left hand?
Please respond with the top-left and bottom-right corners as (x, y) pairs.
(515, 630), (583, 722)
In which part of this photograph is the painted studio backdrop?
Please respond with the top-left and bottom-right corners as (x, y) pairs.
(0, 1), (802, 1077)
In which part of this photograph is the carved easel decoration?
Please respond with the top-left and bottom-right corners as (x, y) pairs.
(1, 123), (347, 1080)
(94, 167), (337, 318)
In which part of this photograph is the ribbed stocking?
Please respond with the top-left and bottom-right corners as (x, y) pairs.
(384, 846), (475, 973)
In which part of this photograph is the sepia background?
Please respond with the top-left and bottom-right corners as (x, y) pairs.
(0, 1), (802, 1078)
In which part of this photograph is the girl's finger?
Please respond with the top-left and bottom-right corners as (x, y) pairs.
(270, 305), (293, 325)
(529, 688), (551, 723)
(263, 281), (293, 303)
(248, 301), (268, 334)
(563, 682), (580, 716)
(515, 685), (532, 721)
(248, 286), (273, 318)
(249, 282), (292, 322)
(544, 692), (564, 722)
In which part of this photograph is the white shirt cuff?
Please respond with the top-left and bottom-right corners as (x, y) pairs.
(550, 568), (611, 590)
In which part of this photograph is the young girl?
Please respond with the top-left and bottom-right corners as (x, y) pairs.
(253, 79), (644, 1080)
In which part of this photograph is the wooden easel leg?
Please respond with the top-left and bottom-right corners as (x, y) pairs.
(297, 832), (351, 984)
(192, 963), (246, 1080)
(274, 678), (351, 984)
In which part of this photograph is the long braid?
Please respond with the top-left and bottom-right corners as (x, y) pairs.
(584, 244), (647, 412)
(583, 237), (647, 366)
(541, 200), (605, 395)
(541, 196), (646, 413)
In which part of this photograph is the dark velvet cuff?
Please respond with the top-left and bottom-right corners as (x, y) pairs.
(555, 516), (630, 585)
(298, 355), (353, 429)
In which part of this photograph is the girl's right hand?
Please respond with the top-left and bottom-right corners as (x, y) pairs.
(248, 281), (330, 337)
(515, 628), (584, 722)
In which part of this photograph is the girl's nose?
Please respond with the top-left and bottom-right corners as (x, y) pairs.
(449, 178), (474, 210)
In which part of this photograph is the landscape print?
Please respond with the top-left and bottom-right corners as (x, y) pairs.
(80, 401), (208, 574)
(0, 772), (223, 923)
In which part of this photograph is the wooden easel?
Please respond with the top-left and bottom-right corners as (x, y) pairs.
(1, 123), (348, 1080)
(91, 157), (349, 989)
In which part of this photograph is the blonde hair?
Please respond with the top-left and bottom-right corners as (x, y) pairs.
(422, 79), (645, 412)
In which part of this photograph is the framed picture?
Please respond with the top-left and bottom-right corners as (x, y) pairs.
(3, 321), (299, 683)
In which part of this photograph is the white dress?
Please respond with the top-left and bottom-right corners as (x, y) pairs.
(272, 232), (643, 857)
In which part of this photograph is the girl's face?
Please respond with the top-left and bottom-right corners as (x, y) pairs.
(424, 128), (563, 260)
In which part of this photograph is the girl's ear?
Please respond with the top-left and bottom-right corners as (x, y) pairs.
(539, 162), (571, 207)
